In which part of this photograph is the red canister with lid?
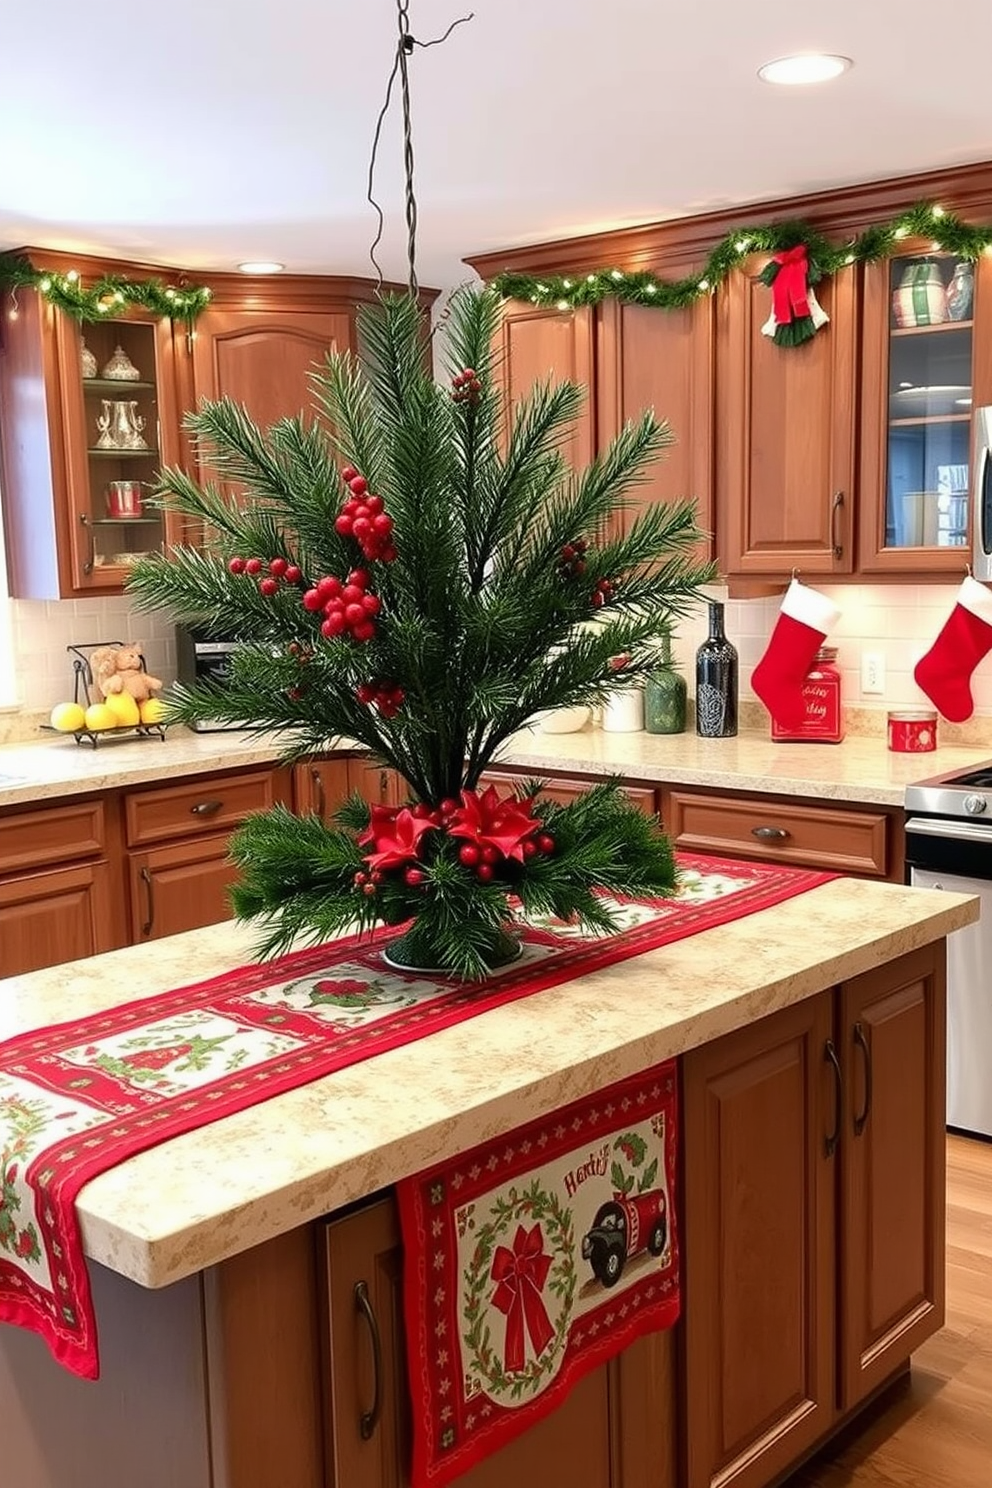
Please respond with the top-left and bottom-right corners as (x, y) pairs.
(770, 647), (845, 743)
(887, 710), (938, 752)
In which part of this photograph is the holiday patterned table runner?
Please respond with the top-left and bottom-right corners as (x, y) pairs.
(398, 1060), (679, 1488)
(0, 853), (834, 1378)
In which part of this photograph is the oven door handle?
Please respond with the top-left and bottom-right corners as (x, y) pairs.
(905, 816), (992, 845)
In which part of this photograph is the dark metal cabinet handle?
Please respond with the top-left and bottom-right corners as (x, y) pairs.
(831, 490), (844, 559)
(140, 866), (155, 936)
(190, 799), (223, 817)
(853, 1021), (873, 1135)
(355, 1280), (383, 1441)
(79, 513), (95, 576)
(379, 771), (391, 805)
(751, 825), (790, 841)
(824, 1039), (842, 1156)
(310, 767), (326, 819)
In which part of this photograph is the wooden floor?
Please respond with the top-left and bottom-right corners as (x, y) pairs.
(788, 1133), (992, 1487)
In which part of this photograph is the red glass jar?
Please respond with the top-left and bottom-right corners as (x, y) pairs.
(887, 709), (938, 753)
(770, 647), (845, 743)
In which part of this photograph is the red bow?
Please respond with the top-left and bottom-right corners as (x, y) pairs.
(447, 786), (541, 863)
(489, 1223), (554, 1372)
(771, 245), (811, 326)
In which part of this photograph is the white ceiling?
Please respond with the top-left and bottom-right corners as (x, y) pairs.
(3, 0), (992, 290)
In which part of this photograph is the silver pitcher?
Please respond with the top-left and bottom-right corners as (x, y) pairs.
(94, 398), (148, 451)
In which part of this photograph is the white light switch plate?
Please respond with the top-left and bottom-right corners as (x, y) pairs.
(861, 651), (885, 695)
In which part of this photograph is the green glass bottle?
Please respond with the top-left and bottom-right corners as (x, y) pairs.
(645, 632), (687, 735)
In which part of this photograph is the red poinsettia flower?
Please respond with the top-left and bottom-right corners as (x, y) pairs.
(357, 804), (399, 848)
(364, 808), (436, 871)
(446, 786), (541, 863)
(15, 1230), (35, 1258)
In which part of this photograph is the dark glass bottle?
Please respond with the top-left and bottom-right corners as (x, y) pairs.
(695, 601), (738, 738)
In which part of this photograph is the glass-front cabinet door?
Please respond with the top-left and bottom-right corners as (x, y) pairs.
(859, 243), (992, 571)
(55, 311), (185, 592)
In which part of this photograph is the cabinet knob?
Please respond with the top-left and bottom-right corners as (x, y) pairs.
(751, 825), (790, 841)
(190, 799), (223, 816)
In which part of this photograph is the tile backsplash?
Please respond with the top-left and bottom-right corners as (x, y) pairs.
(5, 582), (992, 734)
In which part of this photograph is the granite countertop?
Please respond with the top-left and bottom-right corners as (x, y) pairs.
(1, 722), (989, 811)
(0, 879), (976, 1289)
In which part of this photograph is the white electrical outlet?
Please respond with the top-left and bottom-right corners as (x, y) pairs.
(861, 650), (886, 695)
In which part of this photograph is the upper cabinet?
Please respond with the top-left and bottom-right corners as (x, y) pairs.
(467, 161), (992, 586)
(718, 259), (857, 576)
(0, 257), (436, 599)
(496, 300), (595, 470)
(858, 244), (992, 572)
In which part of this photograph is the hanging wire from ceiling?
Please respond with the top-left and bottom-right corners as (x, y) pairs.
(367, 0), (474, 294)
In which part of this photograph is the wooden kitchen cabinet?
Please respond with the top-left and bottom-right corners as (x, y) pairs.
(0, 253), (188, 599)
(718, 261), (857, 578)
(596, 286), (715, 553)
(0, 796), (124, 975)
(124, 766), (292, 942)
(837, 945), (945, 1407)
(682, 944), (946, 1488)
(682, 991), (837, 1488)
(496, 301), (595, 470)
(480, 767), (658, 815)
(320, 1194), (678, 1488)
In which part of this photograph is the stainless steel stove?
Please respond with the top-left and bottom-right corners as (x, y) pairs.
(905, 762), (992, 1138)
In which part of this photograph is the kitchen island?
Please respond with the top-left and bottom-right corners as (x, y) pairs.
(0, 876), (979, 1488)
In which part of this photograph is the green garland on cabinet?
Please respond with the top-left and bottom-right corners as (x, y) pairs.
(489, 199), (992, 316)
(0, 254), (212, 326)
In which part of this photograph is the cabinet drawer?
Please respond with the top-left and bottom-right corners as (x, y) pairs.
(128, 834), (241, 941)
(125, 770), (279, 847)
(481, 770), (658, 816)
(0, 798), (106, 874)
(667, 790), (889, 877)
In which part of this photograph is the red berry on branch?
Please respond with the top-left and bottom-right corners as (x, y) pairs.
(536, 833), (555, 855)
(348, 475), (368, 497)
(404, 868), (425, 887)
(317, 576), (341, 599)
(341, 464), (358, 483)
(481, 844), (499, 865)
(372, 513), (393, 537)
(341, 583), (364, 605)
(347, 568), (370, 589)
(342, 498), (361, 518)
(362, 882), (377, 896)
(352, 517), (372, 542)
(245, 557), (263, 575)
(522, 839), (538, 858)
(259, 577), (279, 596)
(334, 515), (353, 537)
(302, 588), (323, 611)
(352, 620), (376, 642)
(412, 803), (433, 819)
(591, 591), (605, 608)
(344, 602), (365, 626)
(440, 797), (459, 816)
(228, 557), (245, 574)
(463, 367), (476, 379)
(269, 557), (288, 578)
(476, 863), (494, 883)
(366, 494), (383, 515)
(361, 593), (381, 616)
(322, 613), (347, 638)
(458, 843), (480, 867)
(354, 871), (367, 886)
(381, 544), (398, 563)
(356, 684), (376, 704)
(284, 564), (302, 584)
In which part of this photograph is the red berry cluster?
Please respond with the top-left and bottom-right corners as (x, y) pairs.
(353, 867), (383, 897)
(356, 679), (405, 719)
(229, 554), (303, 596)
(591, 578), (615, 609)
(334, 465), (397, 562)
(451, 367), (481, 404)
(302, 567), (381, 642)
(457, 831), (555, 883)
(558, 538), (588, 578)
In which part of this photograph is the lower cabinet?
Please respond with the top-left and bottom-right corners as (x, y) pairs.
(319, 1195), (678, 1488)
(0, 860), (120, 975)
(681, 944), (945, 1488)
(480, 768), (658, 815)
(295, 756), (404, 823)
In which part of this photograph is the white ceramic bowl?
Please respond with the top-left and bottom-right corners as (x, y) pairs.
(536, 706), (592, 734)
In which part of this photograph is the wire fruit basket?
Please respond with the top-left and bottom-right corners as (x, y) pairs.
(45, 641), (168, 748)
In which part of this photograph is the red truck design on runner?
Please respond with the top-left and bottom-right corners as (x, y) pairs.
(580, 1189), (668, 1288)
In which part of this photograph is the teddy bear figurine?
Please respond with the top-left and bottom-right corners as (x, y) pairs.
(90, 644), (164, 704)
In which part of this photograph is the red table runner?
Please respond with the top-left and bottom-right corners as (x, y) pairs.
(0, 853), (834, 1378)
(398, 1060), (679, 1488)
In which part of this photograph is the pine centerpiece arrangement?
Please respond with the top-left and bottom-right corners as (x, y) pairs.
(127, 289), (715, 978)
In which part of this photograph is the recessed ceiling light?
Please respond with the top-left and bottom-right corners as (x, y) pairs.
(237, 260), (285, 275)
(758, 53), (852, 86)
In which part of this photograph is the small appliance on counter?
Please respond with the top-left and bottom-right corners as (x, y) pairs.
(175, 626), (246, 731)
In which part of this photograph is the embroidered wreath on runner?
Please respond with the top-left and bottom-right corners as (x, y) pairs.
(462, 1179), (576, 1403)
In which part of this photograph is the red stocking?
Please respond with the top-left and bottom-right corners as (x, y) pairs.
(913, 576), (992, 723)
(752, 580), (841, 730)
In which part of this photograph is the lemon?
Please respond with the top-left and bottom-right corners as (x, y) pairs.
(139, 697), (166, 725)
(50, 701), (86, 733)
(104, 692), (141, 727)
(84, 702), (118, 732)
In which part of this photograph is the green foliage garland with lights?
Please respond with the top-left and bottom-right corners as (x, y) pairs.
(125, 287), (715, 979)
(0, 253), (211, 325)
(490, 199), (992, 323)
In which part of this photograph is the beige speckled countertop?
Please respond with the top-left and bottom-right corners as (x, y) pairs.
(1, 722), (989, 811)
(0, 880), (976, 1288)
